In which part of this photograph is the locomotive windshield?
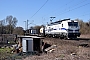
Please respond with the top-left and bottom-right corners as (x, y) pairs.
(68, 22), (78, 28)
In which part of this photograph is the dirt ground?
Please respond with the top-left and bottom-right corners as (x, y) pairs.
(23, 35), (90, 60)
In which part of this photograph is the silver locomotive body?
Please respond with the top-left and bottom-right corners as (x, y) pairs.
(40, 19), (80, 39)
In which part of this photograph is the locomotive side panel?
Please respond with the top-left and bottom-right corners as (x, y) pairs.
(40, 19), (80, 39)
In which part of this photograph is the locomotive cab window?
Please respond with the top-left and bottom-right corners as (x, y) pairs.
(68, 22), (78, 28)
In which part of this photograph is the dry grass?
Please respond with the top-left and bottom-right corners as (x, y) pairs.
(23, 35), (90, 60)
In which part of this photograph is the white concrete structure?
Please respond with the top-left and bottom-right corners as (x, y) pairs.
(18, 36), (44, 52)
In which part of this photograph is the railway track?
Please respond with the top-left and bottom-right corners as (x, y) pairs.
(43, 37), (90, 46)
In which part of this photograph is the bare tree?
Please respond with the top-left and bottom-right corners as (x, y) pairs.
(0, 20), (5, 34)
(6, 15), (18, 34)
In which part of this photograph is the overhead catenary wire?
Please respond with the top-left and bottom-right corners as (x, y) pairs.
(74, 13), (90, 18)
(29, 0), (90, 26)
(52, 0), (75, 14)
(55, 0), (88, 16)
(41, 0), (75, 24)
(42, 0), (75, 18)
(30, 0), (49, 19)
(57, 2), (90, 16)
(42, 0), (87, 23)
(27, 0), (48, 27)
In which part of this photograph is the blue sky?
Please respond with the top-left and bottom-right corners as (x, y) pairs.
(0, 0), (90, 29)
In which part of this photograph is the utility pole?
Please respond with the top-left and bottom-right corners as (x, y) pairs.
(27, 20), (29, 30)
(24, 21), (26, 30)
(24, 20), (34, 35)
(24, 20), (32, 30)
(24, 20), (29, 35)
